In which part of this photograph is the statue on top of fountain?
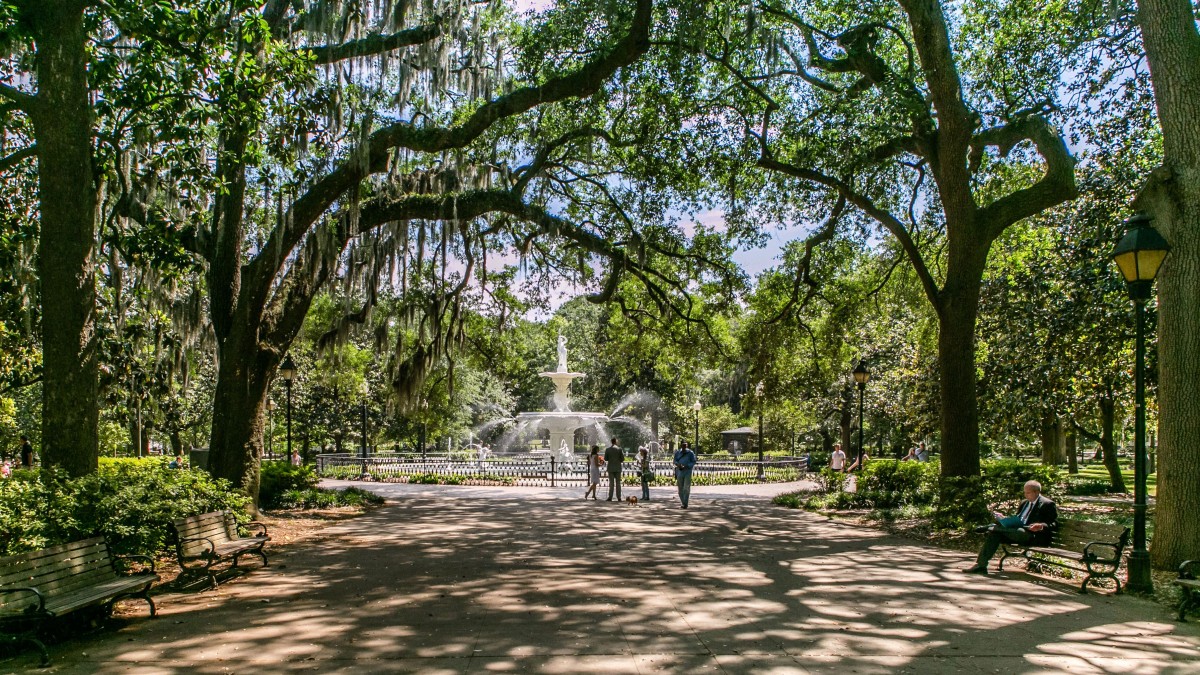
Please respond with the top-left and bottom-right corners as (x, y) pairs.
(556, 333), (568, 373)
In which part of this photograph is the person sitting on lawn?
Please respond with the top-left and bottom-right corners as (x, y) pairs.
(963, 480), (1058, 575)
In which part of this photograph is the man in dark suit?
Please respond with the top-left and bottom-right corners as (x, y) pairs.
(604, 439), (625, 501)
(964, 480), (1058, 575)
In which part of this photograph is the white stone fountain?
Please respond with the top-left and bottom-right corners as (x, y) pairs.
(515, 334), (608, 462)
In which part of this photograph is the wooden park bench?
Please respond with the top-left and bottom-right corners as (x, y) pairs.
(0, 537), (158, 666)
(170, 511), (269, 588)
(997, 519), (1129, 594)
(1175, 560), (1199, 621)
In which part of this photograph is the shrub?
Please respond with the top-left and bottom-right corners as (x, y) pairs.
(772, 491), (808, 508)
(854, 460), (939, 508)
(273, 487), (384, 509)
(816, 467), (848, 493)
(1066, 477), (1113, 496)
(979, 460), (1065, 506)
(0, 460), (247, 558)
(260, 462), (319, 508)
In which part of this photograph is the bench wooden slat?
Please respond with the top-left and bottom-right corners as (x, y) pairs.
(0, 536), (159, 665)
(0, 554), (116, 586)
(999, 518), (1128, 594)
(169, 511), (269, 588)
(0, 538), (108, 566)
(40, 576), (154, 616)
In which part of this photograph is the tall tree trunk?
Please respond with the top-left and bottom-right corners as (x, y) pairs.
(208, 323), (275, 502)
(1040, 413), (1067, 466)
(1135, 0), (1200, 568)
(838, 392), (852, 452)
(935, 245), (987, 479)
(1099, 396), (1126, 493)
(932, 237), (990, 526)
(1065, 427), (1078, 474)
(169, 429), (183, 458)
(28, 1), (99, 476)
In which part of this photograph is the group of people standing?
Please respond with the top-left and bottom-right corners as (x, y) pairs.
(583, 439), (698, 508)
(1, 434), (35, 478)
(828, 440), (930, 472)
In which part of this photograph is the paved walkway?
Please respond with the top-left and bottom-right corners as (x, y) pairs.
(6, 484), (1198, 674)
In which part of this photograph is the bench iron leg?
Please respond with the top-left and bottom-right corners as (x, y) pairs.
(997, 546), (1014, 571)
(1180, 589), (1198, 622)
(29, 635), (49, 668)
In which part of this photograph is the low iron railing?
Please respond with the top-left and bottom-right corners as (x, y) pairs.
(314, 454), (809, 487)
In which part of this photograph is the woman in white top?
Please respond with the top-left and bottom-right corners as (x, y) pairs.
(584, 445), (602, 500)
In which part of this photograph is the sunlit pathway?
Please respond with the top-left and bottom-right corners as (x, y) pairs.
(7, 486), (1199, 674)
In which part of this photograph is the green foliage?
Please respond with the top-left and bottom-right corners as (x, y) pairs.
(815, 467), (848, 494)
(272, 487), (384, 509)
(783, 459), (1064, 530)
(259, 461), (319, 508)
(1066, 477), (1113, 496)
(772, 491), (807, 508)
(0, 459), (247, 558)
(853, 460), (939, 509)
(978, 460), (1065, 506)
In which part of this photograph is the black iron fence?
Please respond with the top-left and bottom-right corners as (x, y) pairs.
(315, 454), (809, 487)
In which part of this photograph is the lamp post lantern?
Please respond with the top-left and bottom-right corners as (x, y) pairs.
(692, 400), (701, 451)
(280, 355), (297, 459)
(755, 382), (765, 481)
(852, 360), (871, 470)
(1111, 212), (1170, 594)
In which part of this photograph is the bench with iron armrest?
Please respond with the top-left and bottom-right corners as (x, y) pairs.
(170, 510), (270, 589)
(0, 537), (158, 666)
(998, 519), (1129, 594)
(1175, 560), (1200, 621)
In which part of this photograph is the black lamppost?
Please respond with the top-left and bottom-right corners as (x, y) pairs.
(280, 355), (297, 459)
(360, 381), (369, 460)
(266, 399), (276, 459)
(755, 382), (765, 481)
(852, 360), (871, 469)
(1111, 212), (1170, 594)
(419, 399), (429, 464)
(692, 400), (701, 450)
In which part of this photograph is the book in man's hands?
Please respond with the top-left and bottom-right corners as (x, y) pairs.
(994, 515), (1024, 529)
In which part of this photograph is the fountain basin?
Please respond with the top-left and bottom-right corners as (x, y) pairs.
(516, 411), (610, 460)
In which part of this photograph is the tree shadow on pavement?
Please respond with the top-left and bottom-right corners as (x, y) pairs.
(4, 497), (1198, 674)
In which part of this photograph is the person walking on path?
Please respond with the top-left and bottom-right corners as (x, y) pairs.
(604, 439), (625, 501)
(847, 451), (870, 472)
(963, 480), (1058, 575)
(18, 435), (33, 468)
(637, 446), (652, 501)
(673, 441), (697, 509)
(830, 443), (846, 472)
(584, 445), (602, 500)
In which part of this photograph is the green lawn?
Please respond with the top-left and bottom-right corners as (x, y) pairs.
(1074, 462), (1156, 497)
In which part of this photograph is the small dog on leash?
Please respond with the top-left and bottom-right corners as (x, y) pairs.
(625, 496), (639, 505)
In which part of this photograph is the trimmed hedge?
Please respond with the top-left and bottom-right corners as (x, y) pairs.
(0, 458), (248, 558)
(774, 459), (1067, 528)
(259, 461), (319, 508)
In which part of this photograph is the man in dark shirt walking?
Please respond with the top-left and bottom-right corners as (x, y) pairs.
(18, 435), (33, 468)
(604, 439), (625, 501)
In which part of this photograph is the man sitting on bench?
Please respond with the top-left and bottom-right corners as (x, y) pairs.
(963, 480), (1058, 575)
